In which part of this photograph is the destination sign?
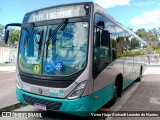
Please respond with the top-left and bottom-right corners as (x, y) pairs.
(23, 4), (89, 23)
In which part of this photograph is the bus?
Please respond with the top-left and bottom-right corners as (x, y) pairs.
(4, 2), (147, 116)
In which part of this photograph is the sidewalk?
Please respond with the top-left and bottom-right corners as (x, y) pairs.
(0, 64), (16, 72)
(0, 71), (20, 110)
(0, 65), (20, 110)
(110, 67), (160, 120)
(147, 61), (160, 66)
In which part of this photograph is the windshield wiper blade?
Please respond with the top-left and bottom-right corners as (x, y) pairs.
(31, 22), (44, 59)
(38, 30), (44, 58)
(46, 19), (68, 45)
(45, 19), (68, 59)
(31, 23), (35, 34)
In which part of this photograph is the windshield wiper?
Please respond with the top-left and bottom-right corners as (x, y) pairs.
(45, 19), (68, 59)
(46, 19), (68, 45)
(31, 23), (44, 59)
(31, 23), (35, 35)
(38, 30), (44, 58)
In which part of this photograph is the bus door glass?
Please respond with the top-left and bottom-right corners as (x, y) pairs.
(93, 14), (111, 76)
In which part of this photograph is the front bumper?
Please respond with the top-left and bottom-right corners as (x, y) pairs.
(16, 87), (92, 116)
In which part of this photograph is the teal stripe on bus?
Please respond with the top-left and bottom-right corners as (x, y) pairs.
(92, 83), (114, 111)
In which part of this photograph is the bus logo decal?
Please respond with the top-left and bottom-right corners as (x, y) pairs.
(55, 62), (63, 71)
(38, 89), (43, 94)
(50, 89), (64, 97)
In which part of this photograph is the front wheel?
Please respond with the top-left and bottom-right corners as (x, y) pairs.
(109, 85), (118, 105)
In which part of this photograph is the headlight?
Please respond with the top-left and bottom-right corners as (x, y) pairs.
(16, 74), (21, 89)
(67, 81), (87, 100)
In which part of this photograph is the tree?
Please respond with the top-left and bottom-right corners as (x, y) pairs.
(0, 24), (4, 41)
(9, 28), (20, 46)
(135, 28), (145, 37)
(135, 28), (158, 48)
(116, 36), (125, 53)
(0, 25), (20, 47)
(149, 27), (160, 40)
(0, 25), (5, 46)
(131, 39), (140, 49)
(149, 27), (160, 49)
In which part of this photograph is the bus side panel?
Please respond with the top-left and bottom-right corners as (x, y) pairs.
(123, 55), (146, 89)
(123, 74), (135, 90)
(123, 56), (134, 87)
(123, 77), (129, 90)
(92, 83), (114, 111)
(93, 68), (119, 111)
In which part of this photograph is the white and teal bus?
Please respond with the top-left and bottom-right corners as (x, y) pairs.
(4, 2), (147, 116)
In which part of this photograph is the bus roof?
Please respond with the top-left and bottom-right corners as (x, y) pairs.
(23, 2), (92, 23)
(93, 2), (147, 45)
(23, 2), (147, 44)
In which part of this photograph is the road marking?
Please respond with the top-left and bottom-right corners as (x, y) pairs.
(150, 97), (160, 105)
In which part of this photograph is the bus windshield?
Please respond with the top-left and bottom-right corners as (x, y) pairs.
(18, 21), (88, 76)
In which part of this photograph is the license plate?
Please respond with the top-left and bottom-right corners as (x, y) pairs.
(34, 103), (46, 111)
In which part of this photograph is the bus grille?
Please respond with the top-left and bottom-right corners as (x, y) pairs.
(23, 95), (62, 110)
(20, 75), (73, 88)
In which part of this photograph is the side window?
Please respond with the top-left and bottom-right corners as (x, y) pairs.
(101, 30), (110, 57)
(94, 27), (100, 60)
(93, 27), (100, 74)
(125, 32), (132, 57)
(110, 22), (117, 60)
(93, 14), (111, 78)
(115, 26), (126, 58)
(131, 37), (141, 50)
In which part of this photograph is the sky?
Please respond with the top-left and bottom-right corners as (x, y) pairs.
(0, 0), (160, 31)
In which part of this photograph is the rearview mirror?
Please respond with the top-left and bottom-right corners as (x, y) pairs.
(4, 23), (21, 44)
(112, 48), (117, 60)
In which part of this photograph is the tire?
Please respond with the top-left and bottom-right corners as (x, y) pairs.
(135, 67), (143, 82)
(109, 85), (118, 106)
(104, 75), (122, 107)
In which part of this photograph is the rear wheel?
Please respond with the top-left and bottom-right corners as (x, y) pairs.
(135, 67), (143, 82)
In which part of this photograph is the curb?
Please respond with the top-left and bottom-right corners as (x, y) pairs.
(106, 82), (140, 120)
(0, 103), (27, 112)
(109, 82), (140, 111)
(147, 65), (160, 67)
(0, 64), (16, 66)
(0, 71), (16, 73)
